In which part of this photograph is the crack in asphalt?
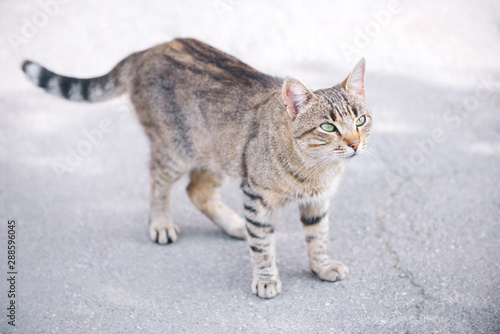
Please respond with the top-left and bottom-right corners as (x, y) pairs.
(369, 168), (440, 331)
(375, 212), (433, 330)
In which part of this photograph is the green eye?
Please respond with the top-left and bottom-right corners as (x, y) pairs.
(320, 123), (336, 132)
(356, 116), (366, 126)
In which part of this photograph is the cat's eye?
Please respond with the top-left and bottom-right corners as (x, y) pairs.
(320, 123), (336, 132)
(356, 116), (366, 126)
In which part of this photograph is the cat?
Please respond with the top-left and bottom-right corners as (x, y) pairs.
(22, 38), (371, 299)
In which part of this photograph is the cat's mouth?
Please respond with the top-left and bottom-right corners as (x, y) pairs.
(343, 148), (358, 159)
(345, 145), (364, 159)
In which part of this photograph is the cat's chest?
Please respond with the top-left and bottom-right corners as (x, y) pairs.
(264, 166), (345, 207)
(295, 174), (342, 201)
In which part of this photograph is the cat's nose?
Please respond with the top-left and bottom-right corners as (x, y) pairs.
(348, 141), (360, 152)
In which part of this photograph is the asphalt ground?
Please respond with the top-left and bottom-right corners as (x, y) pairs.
(1, 0), (499, 332)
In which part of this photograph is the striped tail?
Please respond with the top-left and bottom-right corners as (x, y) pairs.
(21, 53), (139, 102)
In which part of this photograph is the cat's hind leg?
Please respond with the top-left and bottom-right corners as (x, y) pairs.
(149, 158), (184, 245)
(299, 200), (348, 281)
(187, 169), (246, 239)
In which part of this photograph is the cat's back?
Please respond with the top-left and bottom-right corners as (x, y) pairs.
(137, 38), (278, 90)
(129, 38), (281, 177)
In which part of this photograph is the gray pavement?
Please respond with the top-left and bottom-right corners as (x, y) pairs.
(1, 0), (499, 333)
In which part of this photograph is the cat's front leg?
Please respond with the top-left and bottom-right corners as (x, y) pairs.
(299, 200), (348, 282)
(242, 188), (281, 299)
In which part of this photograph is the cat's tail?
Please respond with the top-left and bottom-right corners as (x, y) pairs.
(21, 52), (141, 102)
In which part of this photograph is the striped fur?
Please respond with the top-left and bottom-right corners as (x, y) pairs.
(22, 52), (141, 102)
(22, 38), (371, 299)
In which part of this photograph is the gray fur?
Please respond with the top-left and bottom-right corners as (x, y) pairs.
(22, 38), (372, 299)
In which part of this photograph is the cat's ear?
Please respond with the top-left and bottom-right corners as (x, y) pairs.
(282, 77), (316, 120)
(341, 58), (366, 98)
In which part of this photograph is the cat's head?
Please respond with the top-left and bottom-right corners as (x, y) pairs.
(282, 58), (371, 162)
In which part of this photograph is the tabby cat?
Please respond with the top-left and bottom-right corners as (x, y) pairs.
(22, 38), (371, 299)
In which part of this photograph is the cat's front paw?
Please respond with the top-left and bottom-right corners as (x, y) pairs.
(314, 261), (348, 282)
(149, 220), (179, 244)
(251, 278), (282, 299)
